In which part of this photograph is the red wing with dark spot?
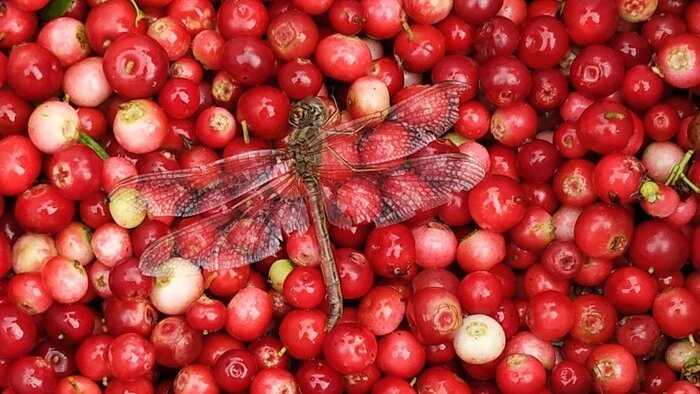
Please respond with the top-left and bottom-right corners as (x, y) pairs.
(137, 175), (309, 277)
(110, 149), (288, 217)
(321, 153), (486, 229)
(320, 81), (469, 169)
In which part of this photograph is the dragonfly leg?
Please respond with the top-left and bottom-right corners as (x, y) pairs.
(324, 113), (385, 136)
(326, 146), (385, 173)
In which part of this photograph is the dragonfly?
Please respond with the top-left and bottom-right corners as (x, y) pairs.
(109, 80), (486, 330)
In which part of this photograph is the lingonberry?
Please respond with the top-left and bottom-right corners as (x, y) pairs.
(615, 314), (661, 357)
(149, 315), (203, 368)
(47, 144), (103, 202)
(550, 360), (592, 394)
(406, 286), (462, 345)
(495, 353), (547, 394)
(437, 13), (475, 55)
(0, 136), (42, 196)
(323, 322), (378, 375)
(247, 336), (290, 370)
(328, 0), (364, 35)
(562, 0), (618, 46)
(357, 285), (406, 335)
(586, 344), (638, 394)
(225, 287), (273, 342)
(364, 223), (415, 277)
(570, 45), (625, 99)
(473, 16), (519, 63)
(217, 0), (268, 38)
(14, 184), (75, 234)
(655, 33), (700, 89)
(526, 290), (575, 341)
(528, 68), (569, 111)
(335, 248), (374, 300)
(6, 43), (63, 102)
(0, 303), (37, 359)
(360, 0), (403, 39)
(453, 0), (503, 26)
(517, 16), (569, 69)
(490, 101), (538, 148)
(522, 263), (571, 299)
(236, 85), (291, 140)
(376, 330), (426, 378)
(652, 287), (700, 338)
(102, 34), (169, 99)
(277, 58), (324, 100)
(469, 174), (527, 232)
(571, 294), (618, 345)
(629, 219), (690, 275)
(479, 56), (532, 106)
(368, 57), (405, 97)
(84, 0), (145, 54)
(0, 1), (38, 49)
(166, 0), (216, 35)
(147, 17), (191, 61)
(315, 33), (372, 82)
(221, 35), (275, 86)
(107, 332), (156, 380)
(213, 348), (257, 392)
(157, 78), (201, 120)
(8, 356), (58, 394)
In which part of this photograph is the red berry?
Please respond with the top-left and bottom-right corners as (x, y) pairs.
(562, 0), (618, 46)
(222, 35), (275, 86)
(315, 34), (372, 83)
(6, 43), (63, 101)
(107, 333), (156, 380)
(323, 322), (378, 375)
(0, 304), (37, 359)
(102, 34), (169, 99)
(586, 344), (638, 394)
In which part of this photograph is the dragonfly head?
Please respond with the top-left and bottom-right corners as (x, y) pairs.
(289, 97), (328, 129)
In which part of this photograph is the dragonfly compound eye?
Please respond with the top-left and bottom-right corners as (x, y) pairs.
(289, 105), (305, 128)
(290, 98), (328, 128)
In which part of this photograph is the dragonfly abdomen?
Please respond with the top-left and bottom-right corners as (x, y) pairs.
(302, 176), (343, 330)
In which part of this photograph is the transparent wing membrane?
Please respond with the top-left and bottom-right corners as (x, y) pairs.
(321, 153), (486, 229)
(320, 81), (469, 169)
(138, 175), (309, 276)
(109, 149), (288, 217)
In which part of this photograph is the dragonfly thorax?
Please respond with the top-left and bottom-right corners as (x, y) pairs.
(287, 124), (322, 178)
(289, 97), (328, 129)
(287, 97), (328, 178)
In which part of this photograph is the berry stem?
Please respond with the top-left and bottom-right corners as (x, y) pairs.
(79, 132), (109, 160)
(603, 111), (625, 120)
(277, 346), (287, 357)
(665, 150), (695, 186)
(128, 0), (146, 23)
(679, 173), (700, 193)
(401, 19), (414, 41)
(241, 120), (251, 144)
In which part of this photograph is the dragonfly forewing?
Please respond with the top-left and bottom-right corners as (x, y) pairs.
(109, 149), (288, 218)
(137, 174), (309, 277)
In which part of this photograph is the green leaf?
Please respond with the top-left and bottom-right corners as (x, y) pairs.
(38, 0), (74, 21)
